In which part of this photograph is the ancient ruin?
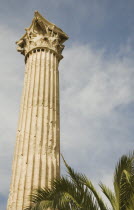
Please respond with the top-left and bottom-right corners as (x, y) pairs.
(7, 11), (68, 209)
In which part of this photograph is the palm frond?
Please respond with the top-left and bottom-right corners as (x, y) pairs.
(120, 169), (134, 209)
(52, 177), (99, 210)
(99, 182), (117, 210)
(78, 174), (108, 210)
(62, 155), (108, 210)
(24, 188), (54, 210)
(114, 152), (134, 209)
(126, 195), (134, 210)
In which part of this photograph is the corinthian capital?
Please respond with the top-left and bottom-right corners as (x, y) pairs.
(16, 11), (68, 59)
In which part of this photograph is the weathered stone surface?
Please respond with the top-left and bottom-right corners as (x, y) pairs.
(7, 11), (68, 210)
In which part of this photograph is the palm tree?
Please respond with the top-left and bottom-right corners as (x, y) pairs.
(25, 152), (134, 210)
(100, 152), (134, 210)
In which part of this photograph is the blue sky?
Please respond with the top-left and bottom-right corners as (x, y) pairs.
(0, 0), (134, 209)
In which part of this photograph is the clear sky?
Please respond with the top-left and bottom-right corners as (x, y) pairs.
(0, 0), (134, 209)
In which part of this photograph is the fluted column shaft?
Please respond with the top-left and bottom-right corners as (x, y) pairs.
(7, 48), (60, 209)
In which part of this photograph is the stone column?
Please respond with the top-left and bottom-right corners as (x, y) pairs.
(7, 11), (68, 210)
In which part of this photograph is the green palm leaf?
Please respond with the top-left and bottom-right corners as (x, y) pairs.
(114, 152), (134, 210)
(126, 195), (134, 210)
(99, 182), (117, 210)
(62, 155), (108, 210)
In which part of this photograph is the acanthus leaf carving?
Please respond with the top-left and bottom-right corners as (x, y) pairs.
(17, 19), (65, 58)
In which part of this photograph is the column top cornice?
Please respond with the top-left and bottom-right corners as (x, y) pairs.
(16, 11), (69, 58)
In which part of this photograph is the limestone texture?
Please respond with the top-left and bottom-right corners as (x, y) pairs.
(7, 11), (68, 210)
